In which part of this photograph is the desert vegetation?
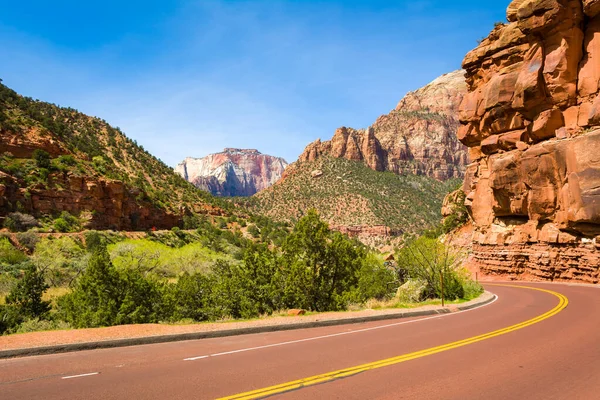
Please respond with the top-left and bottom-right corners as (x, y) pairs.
(243, 157), (459, 233)
(0, 210), (481, 334)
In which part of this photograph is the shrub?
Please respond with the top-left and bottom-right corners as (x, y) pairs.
(32, 149), (51, 169)
(57, 247), (122, 328)
(16, 231), (39, 251)
(0, 304), (22, 335)
(32, 237), (88, 287)
(395, 237), (465, 301)
(13, 318), (71, 334)
(0, 238), (27, 265)
(183, 214), (200, 230)
(5, 264), (51, 319)
(57, 155), (76, 166)
(3, 212), (39, 232)
(247, 224), (260, 238)
(351, 254), (396, 303)
(53, 211), (81, 233)
(58, 246), (165, 328)
(165, 272), (215, 322)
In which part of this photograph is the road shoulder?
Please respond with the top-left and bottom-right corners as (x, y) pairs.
(0, 291), (495, 359)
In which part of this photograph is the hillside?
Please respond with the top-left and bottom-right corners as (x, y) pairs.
(299, 71), (468, 181)
(244, 157), (458, 237)
(176, 148), (288, 197)
(0, 80), (234, 230)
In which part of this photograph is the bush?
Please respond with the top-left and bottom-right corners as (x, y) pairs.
(57, 155), (76, 166)
(0, 238), (27, 265)
(16, 231), (39, 251)
(165, 272), (215, 322)
(32, 237), (88, 287)
(58, 246), (165, 328)
(0, 304), (22, 335)
(12, 318), (71, 334)
(3, 212), (39, 232)
(351, 254), (396, 303)
(53, 211), (81, 233)
(247, 224), (260, 238)
(32, 149), (51, 169)
(57, 247), (123, 328)
(5, 264), (51, 320)
(183, 214), (200, 230)
(395, 237), (465, 301)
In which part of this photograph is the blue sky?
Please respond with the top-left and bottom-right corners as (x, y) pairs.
(1, 0), (508, 166)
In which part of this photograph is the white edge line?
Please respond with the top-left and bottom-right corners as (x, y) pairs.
(183, 294), (499, 361)
(61, 372), (99, 380)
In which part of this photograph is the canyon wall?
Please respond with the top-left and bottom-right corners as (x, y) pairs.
(459, 0), (600, 282)
(299, 71), (469, 181)
(0, 171), (188, 231)
(176, 149), (288, 197)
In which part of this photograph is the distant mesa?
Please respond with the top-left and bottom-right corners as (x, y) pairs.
(176, 148), (288, 197)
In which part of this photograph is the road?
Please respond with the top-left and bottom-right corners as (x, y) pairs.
(1, 283), (599, 399)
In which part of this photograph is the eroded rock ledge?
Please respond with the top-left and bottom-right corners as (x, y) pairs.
(459, 0), (600, 282)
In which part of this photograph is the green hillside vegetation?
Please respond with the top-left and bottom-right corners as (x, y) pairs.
(245, 157), (460, 233)
(0, 211), (482, 334)
(0, 79), (234, 219)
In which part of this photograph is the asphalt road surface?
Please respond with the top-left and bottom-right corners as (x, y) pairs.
(1, 282), (598, 400)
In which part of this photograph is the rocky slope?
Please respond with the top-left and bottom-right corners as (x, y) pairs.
(299, 71), (469, 181)
(176, 149), (287, 197)
(245, 156), (459, 246)
(458, 0), (600, 283)
(0, 81), (231, 230)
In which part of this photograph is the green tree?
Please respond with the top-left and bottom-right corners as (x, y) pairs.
(237, 243), (280, 316)
(166, 272), (215, 322)
(58, 247), (121, 327)
(5, 263), (51, 319)
(279, 209), (366, 311)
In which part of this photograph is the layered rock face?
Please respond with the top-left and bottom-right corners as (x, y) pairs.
(299, 71), (469, 181)
(176, 149), (288, 197)
(0, 171), (186, 230)
(459, 0), (600, 283)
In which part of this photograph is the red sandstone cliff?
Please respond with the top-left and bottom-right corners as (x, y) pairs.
(458, 0), (600, 283)
(299, 71), (469, 181)
(175, 149), (288, 197)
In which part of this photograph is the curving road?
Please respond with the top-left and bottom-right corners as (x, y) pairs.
(1, 283), (599, 399)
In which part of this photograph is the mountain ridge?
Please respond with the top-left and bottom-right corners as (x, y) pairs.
(299, 70), (468, 181)
(176, 148), (288, 197)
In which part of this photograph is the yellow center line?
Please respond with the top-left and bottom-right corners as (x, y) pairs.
(217, 285), (568, 400)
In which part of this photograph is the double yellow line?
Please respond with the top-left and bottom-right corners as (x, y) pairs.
(219, 285), (568, 400)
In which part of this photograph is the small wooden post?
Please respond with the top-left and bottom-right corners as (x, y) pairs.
(440, 272), (445, 307)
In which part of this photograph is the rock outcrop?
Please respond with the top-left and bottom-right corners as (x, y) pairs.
(459, 0), (600, 283)
(299, 71), (469, 181)
(176, 149), (288, 197)
(0, 172), (186, 230)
